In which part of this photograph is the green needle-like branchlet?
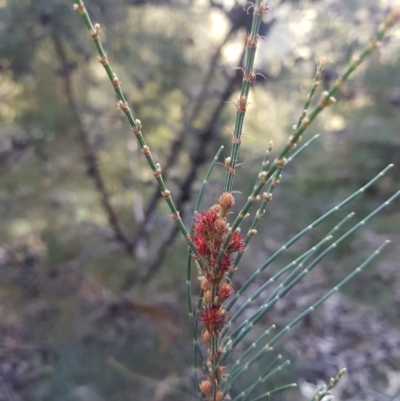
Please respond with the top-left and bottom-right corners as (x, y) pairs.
(227, 325), (276, 376)
(224, 0), (270, 193)
(225, 164), (393, 315)
(228, 354), (282, 399)
(222, 212), (354, 349)
(230, 60), (326, 270)
(228, 358), (291, 400)
(221, 191), (399, 364)
(72, 0), (206, 270)
(216, 10), (399, 271)
(310, 368), (346, 401)
(72, 3), (400, 400)
(231, 134), (320, 275)
(225, 240), (390, 385)
(249, 383), (297, 401)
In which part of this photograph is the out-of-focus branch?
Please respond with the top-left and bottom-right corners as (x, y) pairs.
(132, 9), (277, 282)
(133, 48), (246, 284)
(130, 10), (276, 259)
(130, 27), (236, 253)
(51, 29), (135, 256)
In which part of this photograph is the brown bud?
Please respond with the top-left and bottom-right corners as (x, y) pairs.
(205, 290), (212, 304)
(209, 204), (221, 214)
(72, 4), (85, 14)
(112, 75), (120, 89)
(218, 283), (234, 302)
(142, 145), (150, 157)
(201, 278), (209, 292)
(90, 23), (101, 40)
(202, 329), (210, 343)
(219, 192), (235, 214)
(199, 380), (212, 396)
(236, 95), (247, 113)
(263, 192), (273, 201)
(274, 158), (287, 168)
(216, 390), (224, 401)
(214, 217), (227, 233)
(133, 119), (142, 134)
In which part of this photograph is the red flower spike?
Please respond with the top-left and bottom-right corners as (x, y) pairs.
(218, 283), (234, 302)
(193, 210), (219, 237)
(198, 304), (225, 332)
(194, 236), (208, 257)
(228, 232), (246, 254)
(219, 254), (232, 273)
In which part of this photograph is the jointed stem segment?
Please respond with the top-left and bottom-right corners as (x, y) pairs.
(73, 3), (400, 401)
(215, 10), (399, 272)
(224, 0), (270, 193)
(72, 0), (206, 269)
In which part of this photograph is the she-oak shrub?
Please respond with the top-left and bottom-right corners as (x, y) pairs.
(72, 1), (400, 400)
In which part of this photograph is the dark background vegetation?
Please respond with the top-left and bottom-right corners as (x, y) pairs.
(0, 0), (400, 400)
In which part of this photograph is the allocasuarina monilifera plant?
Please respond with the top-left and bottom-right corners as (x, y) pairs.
(72, 1), (400, 400)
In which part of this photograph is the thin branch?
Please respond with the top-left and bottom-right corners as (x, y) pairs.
(51, 28), (135, 256)
(72, 0), (207, 271)
(130, 23), (242, 255)
(133, 48), (246, 284)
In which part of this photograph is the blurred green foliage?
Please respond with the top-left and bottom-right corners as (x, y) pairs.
(0, 0), (399, 400)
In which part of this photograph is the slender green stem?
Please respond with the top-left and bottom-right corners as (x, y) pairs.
(231, 60), (325, 265)
(224, 248), (322, 346)
(227, 325), (276, 377)
(296, 59), (326, 130)
(249, 384), (297, 401)
(286, 134), (320, 163)
(222, 212), (354, 348)
(72, 0), (206, 269)
(227, 240), (390, 385)
(310, 368), (346, 401)
(216, 11), (399, 269)
(186, 253), (202, 399)
(224, 0), (269, 193)
(229, 355), (282, 400)
(252, 142), (274, 193)
(231, 135), (320, 276)
(223, 191), (399, 362)
(225, 164), (393, 314)
(222, 235), (349, 365)
(228, 358), (291, 400)
(244, 213), (353, 323)
(195, 146), (225, 215)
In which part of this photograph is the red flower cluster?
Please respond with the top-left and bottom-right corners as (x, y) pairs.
(194, 194), (243, 396)
(193, 204), (245, 285)
(198, 304), (225, 334)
